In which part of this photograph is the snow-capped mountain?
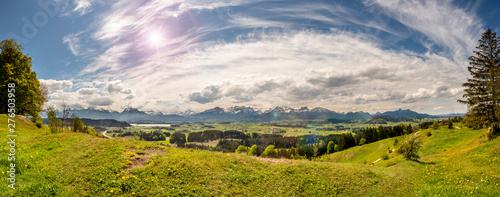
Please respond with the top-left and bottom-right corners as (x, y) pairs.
(69, 106), (435, 123)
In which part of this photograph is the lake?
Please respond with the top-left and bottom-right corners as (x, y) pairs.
(130, 123), (171, 127)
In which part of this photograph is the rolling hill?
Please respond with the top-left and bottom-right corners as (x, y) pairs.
(1, 114), (497, 196)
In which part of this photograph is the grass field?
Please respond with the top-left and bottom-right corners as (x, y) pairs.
(1, 114), (499, 196)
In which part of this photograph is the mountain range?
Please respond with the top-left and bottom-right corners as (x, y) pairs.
(67, 106), (444, 123)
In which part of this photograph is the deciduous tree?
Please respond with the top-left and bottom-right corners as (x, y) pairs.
(0, 39), (46, 125)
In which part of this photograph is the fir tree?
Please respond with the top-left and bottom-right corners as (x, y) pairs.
(459, 28), (500, 127)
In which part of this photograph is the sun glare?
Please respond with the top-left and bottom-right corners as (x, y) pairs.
(150, 32), (163, 46)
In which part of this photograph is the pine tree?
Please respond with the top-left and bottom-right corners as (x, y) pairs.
(459, 28), (500, 127)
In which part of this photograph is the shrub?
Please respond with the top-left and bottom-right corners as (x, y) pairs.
(393, 139), (399, 146)
(359, 138), (367, 145)
(382, 153), (389, 160)
(35, 122), (43, 128)
(397, 137), (422, 161)
(447, 121), (453, 129)
(235, 145), (249, 154)
(425, 131), (432, 137)
(432, 121), (440, 129)
(261, 145), (276, 158)
(247, 145), (261, 156)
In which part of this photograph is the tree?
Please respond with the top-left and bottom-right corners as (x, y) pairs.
(235, 145), (248, 154)
(261, 145), (276, 158)
(397, 137), (422, 161)
(170, 132), (186, 146)
(72, 116), (85, 132)
(432, 121), (440, 129)
(61, 101), (71, 129)
(47, 106), (61, 133)
(0, 39), (46, 125)
(327, 141), (335, 154)
(247, 145), (261, 156)
(447, 121), (453, 129)
(459, 28), (500, 128)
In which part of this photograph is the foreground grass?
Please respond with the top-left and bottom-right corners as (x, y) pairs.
(1, 114), (499, 196)
(319, 124), (500, 196)
(0, 115), (413, 196)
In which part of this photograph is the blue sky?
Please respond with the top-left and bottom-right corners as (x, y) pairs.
(1, 0), (500, 115)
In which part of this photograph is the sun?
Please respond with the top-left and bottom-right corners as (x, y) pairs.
(150, 31), (163, 46)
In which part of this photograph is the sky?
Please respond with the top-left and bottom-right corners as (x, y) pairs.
(1, 0), (500, 115)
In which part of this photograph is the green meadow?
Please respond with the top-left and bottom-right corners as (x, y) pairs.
(1, 114), (500, 196)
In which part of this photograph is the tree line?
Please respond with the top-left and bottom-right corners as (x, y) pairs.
(165, 123), (414, 159)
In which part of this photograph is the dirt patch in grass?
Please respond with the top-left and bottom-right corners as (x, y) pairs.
(124, 148), (165, 173)
(253, 157), (296, 165)
(17, 115), (33, 125)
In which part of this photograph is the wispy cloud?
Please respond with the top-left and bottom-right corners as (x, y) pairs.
(73, 0), (93, 15)
(62, 32), (83, 56)
(50, 0), (481, 114)
(366, 0), (483, 62)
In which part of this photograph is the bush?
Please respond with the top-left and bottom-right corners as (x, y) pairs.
(382, 153), (389, 160)
(235, 145), (249, 154)
(432, 121), (440, 129)
(35, 122), (43, 128)
(359, 138), (367, 145)
(393, 139), (399, 146)
(247, 145), (261, 156)
(397, 137), (422, 161)
(425, 131), (432, 137)
(261, 145), (276, 158)
(447, 121), (453, 129)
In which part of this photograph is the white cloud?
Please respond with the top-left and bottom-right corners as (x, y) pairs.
(62, 32), (83, 56)
(228, 16), (286, 29)
(401, 86), (462, 103)
(39, 79), (73, 92)
(81, 43), (131, 74)
(73, 0), (92, 15)
(104, 80), (124, 94)
(367, 0), (483, 62)
(64, 0), (481, 114)
(77, 87), (98, 95)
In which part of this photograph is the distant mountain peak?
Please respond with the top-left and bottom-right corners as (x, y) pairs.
(380, 109), (431, 118)
(310, 107), (331, 113)
(122, 107), (144, 114)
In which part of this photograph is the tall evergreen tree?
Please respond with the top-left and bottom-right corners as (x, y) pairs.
(459, 28), (500, 127)
(0, 39), (46, 125)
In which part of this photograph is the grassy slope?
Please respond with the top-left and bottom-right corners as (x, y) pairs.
(0, 115), (413, 196)
(1, 114), (499, 196)
(319, 124), (500, 196)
